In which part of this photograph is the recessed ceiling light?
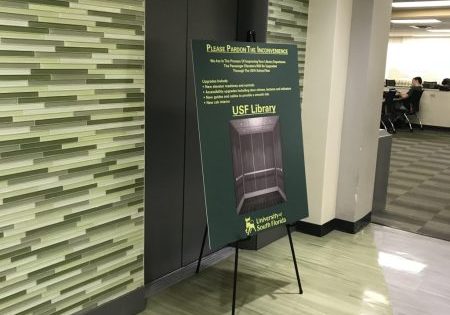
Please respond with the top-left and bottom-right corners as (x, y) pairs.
(411, 34), (450, 37)
(393, 1), (450, 8)
(427, 29), (450, 32)
(391, 19), (442, 24)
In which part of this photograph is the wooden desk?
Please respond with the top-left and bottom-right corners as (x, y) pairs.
(383, 88), (450, 128)
(418, 90), (450, 128)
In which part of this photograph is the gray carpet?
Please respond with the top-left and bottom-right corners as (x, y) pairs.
(372, 129), (450, 241)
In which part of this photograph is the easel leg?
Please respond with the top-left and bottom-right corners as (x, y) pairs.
(286, 224), (303, 294)
(196, 225), (208, 274)
(232, 241), (239, 315)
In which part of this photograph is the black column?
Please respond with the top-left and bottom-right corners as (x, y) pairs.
(237, 0), (269, 42)
(182, 0), (239, 265)
(145, 0), (270, 283)
(145, 0), (188, 282)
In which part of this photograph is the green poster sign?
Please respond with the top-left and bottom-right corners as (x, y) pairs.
(192, 40), (308, 249)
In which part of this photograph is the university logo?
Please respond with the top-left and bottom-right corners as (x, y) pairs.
(244, 217), (256, 236)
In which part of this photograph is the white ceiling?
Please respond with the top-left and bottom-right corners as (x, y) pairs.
(390, 0), (450, 37)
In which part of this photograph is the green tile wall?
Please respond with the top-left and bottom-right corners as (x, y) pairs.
(0, 1), (145, 314)
(267, 0), (309, 92)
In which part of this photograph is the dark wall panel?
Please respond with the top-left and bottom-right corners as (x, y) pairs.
(237, 0), (268, 42)
(146, 0), (188, 282)
(146, 0), (270, 282)
(182, 0), (239, 266)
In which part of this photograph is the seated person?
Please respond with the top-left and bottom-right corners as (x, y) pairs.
(395, 76), (423, 112)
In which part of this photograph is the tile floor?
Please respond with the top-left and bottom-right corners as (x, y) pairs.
(142, 224), (450, 314)
(372, 129), (450, 241)
(373, 224), (450, 315)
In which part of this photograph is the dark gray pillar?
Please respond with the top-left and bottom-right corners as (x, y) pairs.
(145, 0), (271, 283)
(145, 0), (188, 282)
(372, 130), (392, 212)
(183, 0), (239, 265)
(237, 0), (269, 42)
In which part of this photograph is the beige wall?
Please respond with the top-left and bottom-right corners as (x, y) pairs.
(386, 37), (450, 83)
(302, 0), (353, 225)
(394, 88), (450, 128)
(302, 0), (392, 225)
(336, 0), (392, 222)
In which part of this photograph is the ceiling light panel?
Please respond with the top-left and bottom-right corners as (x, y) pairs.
(393, 1), (450, 8)
(427, 29), (450, 32)
(391, 19), (442, 24)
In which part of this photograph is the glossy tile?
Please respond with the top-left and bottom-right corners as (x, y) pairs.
(144, 225), (393, 315)
(0, 0), (145, 313)
(373, 224), (450, 315)
(144, 224), (450, 315)
(266, 0), (309, 91)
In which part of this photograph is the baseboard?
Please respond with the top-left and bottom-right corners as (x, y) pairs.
(413, 124), (450, 131)
(296, 212), (372, 237)
(334, 212), (371, 234)
(80, 287), (146, 315)
(145, 247), (234, 297)
(296, 218), (335, 237)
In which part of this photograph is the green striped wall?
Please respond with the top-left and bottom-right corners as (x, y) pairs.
(267, 0), (309, 92)
(0, 1), (145, 314)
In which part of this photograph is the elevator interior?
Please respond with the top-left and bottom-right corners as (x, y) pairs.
(229, 116), (287, 215)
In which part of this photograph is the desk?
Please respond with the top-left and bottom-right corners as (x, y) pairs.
(385, 88), (450, 128)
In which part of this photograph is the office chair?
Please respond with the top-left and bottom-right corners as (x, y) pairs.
(394, 89), (423, 132)
(381, 89), (397, 133)
(440, 78), (450, 91)
(385, 79), (396, 87)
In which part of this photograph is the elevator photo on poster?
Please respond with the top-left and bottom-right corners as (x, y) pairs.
(192, 40), (308, 249)
(230, 116), (287, 215)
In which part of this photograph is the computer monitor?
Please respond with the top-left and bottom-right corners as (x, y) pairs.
(423, 81), (438, 89)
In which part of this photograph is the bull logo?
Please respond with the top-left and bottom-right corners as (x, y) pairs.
(245, 217), (256, 236)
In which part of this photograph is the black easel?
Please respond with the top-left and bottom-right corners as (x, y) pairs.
(195, 30), (303, 314)
(246, 30), (257, 42)
(286, 223), (303, 294)
(196, 225), (208, 274)
(196, 223), (303, 314)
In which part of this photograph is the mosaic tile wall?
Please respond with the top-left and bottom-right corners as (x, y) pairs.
(0, 1), (145, 314)
(267, 0), (309, 92)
